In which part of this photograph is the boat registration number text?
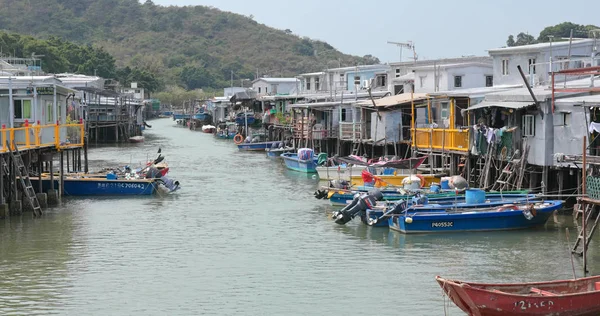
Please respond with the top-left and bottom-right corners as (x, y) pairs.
(97, 182), (146, 189)
(431, 221), (454, 228)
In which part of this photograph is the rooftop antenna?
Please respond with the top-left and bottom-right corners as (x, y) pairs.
(387, 41), (413, 63)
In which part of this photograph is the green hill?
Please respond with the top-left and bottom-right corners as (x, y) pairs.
(0, 0), (378, 91)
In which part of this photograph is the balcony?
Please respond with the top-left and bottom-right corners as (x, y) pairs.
(413, 128), (469, 152)
(0, 121), (85, 153)
(339, 122), (363, 141)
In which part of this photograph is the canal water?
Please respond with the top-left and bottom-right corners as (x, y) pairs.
(0, 118), (598, 315)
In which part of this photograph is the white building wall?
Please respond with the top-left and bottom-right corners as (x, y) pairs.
(490, 41), (597, 86)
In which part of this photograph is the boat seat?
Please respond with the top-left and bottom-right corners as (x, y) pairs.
(529, 287), (556, 296)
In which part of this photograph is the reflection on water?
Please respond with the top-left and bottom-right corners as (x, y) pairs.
(0, 118), (597, 316)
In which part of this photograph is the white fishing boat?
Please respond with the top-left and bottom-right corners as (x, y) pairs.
(316, 164), (367, 181)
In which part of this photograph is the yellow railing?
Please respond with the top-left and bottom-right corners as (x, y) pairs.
(413, 128), (469, 152)
(0, 121), (85, 153)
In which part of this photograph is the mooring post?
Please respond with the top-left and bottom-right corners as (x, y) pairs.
(59, 151), (64, 198)
(38, 150), (43, 194)
(84, 136), (89, 173)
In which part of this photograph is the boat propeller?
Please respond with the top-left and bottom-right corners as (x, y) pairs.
(332, 189), (383, 225)
(314, 189), (328, 199)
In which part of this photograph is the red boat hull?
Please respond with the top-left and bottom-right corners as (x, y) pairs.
(437, 275), (600, 316)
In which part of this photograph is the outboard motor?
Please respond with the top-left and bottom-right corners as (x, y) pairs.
(158, 176), (180, 192)
(329, 179), (350, 190)
(332, 189), (384, 225)
(145, 167), (162, 179)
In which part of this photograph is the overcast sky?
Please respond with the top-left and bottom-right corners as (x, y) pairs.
(152, 0), (599, 63)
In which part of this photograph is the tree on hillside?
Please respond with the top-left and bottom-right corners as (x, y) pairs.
(117, 66), (161, 92)
(506, 32), (537, 47)
(506, 22), (600, 47)
(538, 22), (599, 42)
(180, 66), (215, 90)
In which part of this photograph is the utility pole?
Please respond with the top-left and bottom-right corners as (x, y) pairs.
(230, 70), (233, 97)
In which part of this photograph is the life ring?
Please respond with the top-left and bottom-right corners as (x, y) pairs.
(415, 174), (426, 188)
(233, 134), (244, 144)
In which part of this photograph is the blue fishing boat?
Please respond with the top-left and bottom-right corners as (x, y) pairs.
(327, 189), (531, 207)
(237, 141), (279, 151)
(31, 176), (158, 196)
(265, 141), (294, 158)
(386, 200), (563, 233)
(267, 147), (294, 158)
(281, 148), (318, 173)
(331, 188), (539, 227)
(215, 122), (237, 139)
(235, 112), (255, 125)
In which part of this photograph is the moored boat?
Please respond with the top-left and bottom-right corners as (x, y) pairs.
(129, 135), (144, 143)
(237, 141), (279, 151)
(215, 122), (237, 139)
(30, 175), (180, 196)
(201, 125), (216, 133)
(436, 275), (600, 316)
(281, 148), (319, 173)
(386, 199), (563, 233)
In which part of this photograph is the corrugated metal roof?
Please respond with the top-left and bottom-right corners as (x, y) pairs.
(487, 39), (594, 54)
(555, 94), (600, 104)
(358, 92), (428, 107)
(252, 77), (300, 84)
(466, 100), (535, 111)
(429, 84), (523, 98)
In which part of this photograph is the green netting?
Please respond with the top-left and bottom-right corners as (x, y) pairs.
(317, 153), (328, 165)
(587, 176), (600, 200)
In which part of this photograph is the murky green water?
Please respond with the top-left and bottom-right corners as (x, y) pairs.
(0, 118), (596, 315)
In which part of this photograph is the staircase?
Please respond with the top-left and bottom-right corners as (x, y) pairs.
(6, 140), (43, 217)
(572, 204), (598, 256)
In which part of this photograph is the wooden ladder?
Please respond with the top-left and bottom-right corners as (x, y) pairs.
(479, 142), (497, 189)
(6, 140), (43, 217)
(572, 204), (598, 256)
(351, 142), (361, 156)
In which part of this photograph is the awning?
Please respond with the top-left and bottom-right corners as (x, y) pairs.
(392, 73), (415, 82)
(357, 92), (429, 108)
(465, 101), (535, 111)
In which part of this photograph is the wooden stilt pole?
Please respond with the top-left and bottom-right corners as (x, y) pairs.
(582, 135), (587, 276)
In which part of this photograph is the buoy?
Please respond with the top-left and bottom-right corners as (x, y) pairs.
(405, 217), (413, 224)
(233, 134), (244, 144)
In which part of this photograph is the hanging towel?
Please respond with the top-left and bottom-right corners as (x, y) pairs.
(589, 122), (600, 134)
(486, 128), (495, 144)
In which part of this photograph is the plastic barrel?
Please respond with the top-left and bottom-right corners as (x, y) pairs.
(440, 178), (450, 190)
(465, 189), (486, 204)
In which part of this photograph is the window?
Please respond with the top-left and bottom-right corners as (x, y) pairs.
(265, 87), (268, 94)
(441, 102), (449, 119)
(14, 99), (32, 120)
(562, 112), (571, 126)
(353, 76), (361, 85)
(454, 75), (462, 88)
(376, 75), (387, 87)
(528, 58), (536, 74)
(46, 101), (53, 123)
(135, 89), (141, 93)
(419, 76), (426, 88)
(258, 87), (261, 93)
(502, 59), (509, 76)
(315, 77), (320, 91)
(341, 108), (347, 121)
(522, 114), (535, 137)
(306, 79), (311, 90)
(485, 75), (493, 87)
(395, 68), (400, 78)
